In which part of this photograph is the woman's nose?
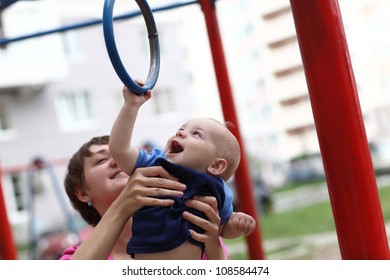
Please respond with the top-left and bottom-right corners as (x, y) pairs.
(109, 158), (118, 167)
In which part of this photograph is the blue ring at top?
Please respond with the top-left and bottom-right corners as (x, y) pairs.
(103, 0), (160, 95)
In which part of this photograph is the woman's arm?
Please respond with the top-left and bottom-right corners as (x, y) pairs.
(68, 166), (186, 260)
(183, 196), (229, 260)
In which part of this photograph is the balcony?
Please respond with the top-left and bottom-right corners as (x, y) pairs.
(268, 42), (303, 76)
(0, 1), (69, 89)
(273, 71), (309, 101)
(279, 101), (315, 132)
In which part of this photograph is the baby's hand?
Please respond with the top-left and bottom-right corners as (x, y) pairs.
(230, 212), (256, 236)
(122, 80), (152, 107)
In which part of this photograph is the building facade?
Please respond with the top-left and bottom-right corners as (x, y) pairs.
(1, 0), (390, 248)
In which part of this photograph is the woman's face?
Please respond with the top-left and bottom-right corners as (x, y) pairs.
(82, 144), (129, 215)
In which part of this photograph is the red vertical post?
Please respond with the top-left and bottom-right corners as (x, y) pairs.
(290, 0), (390, 259)
(199, 0), (264, 259)
(0, 165), (18, 259)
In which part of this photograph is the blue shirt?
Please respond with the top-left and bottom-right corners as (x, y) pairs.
(127, 149), (233, 255)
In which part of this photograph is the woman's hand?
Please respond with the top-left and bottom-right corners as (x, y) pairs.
(183, 196), (228, 260)
(115, 166), (187, 219)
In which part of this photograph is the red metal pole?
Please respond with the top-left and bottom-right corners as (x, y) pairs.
(290, 0), (390, 259)
(199, 0), (264, 259)
(0, 164), (18, 259)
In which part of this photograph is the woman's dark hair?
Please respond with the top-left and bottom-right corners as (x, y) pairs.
(64, 135), (109, 226)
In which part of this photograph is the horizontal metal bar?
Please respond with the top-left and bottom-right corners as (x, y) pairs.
(0, 0), (198, 46)
(0, 0), (20, 12)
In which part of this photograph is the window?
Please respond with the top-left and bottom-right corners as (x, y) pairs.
(11, 173), (25, 211)
(0, 98), (10, 130)
(153, 88), (175, 115)
(62, 31), (85, 62)
(55, 91), (96, 132)
(2, 172), (26, 213)
(0, 97), (15, 141)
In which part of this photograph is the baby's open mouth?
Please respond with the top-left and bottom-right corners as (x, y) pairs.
(170, 140), (183, 153)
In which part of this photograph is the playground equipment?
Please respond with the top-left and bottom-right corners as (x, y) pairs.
(26, 158), (79, 259)
(0, 167), (18, 259)
(0, 0), (389, 260)
(290, 0), (390, 259)
(103, 0), (160, 95)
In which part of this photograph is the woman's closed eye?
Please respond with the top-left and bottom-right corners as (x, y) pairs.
(95, 157), (109, 165)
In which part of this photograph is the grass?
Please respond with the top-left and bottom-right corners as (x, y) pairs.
(260, 200), (335, 240)
(272, 178), (326, 193)
(379, 186), (390, 220)
(225, 183), (390, 259)
(261, 184), (390, 240)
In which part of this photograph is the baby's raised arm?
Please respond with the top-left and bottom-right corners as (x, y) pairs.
(109, 83), (152, 175)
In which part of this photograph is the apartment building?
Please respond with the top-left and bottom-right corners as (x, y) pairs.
(247, 0), (390, 181)
(2, 0), (390, 248)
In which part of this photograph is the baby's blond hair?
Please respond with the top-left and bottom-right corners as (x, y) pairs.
(211, 119), (241, 181)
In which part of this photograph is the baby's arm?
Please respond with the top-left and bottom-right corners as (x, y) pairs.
(219, 212), (256, 239)
(109, 82), (151, 175)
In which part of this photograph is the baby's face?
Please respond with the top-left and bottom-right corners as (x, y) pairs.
(164, 118), (225, 173)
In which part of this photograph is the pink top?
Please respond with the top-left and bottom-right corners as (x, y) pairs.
(59, 238), (229, 260)
(60, 246), (114, 260)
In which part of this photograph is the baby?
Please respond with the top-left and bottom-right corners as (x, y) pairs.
(109, 83), (256, 259)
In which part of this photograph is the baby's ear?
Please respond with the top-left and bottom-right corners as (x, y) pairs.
(207, 158), (227, 176)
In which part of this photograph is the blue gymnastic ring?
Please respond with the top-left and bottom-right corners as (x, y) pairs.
(103, 0), (160, 95)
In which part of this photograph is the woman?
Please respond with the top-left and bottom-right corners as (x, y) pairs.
(60, 135), (228, 259)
